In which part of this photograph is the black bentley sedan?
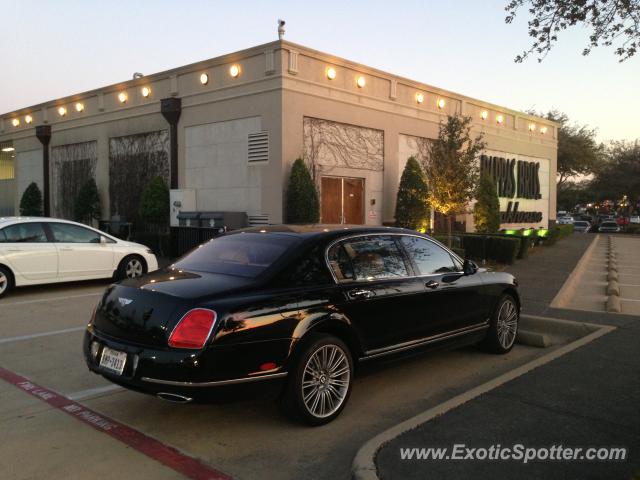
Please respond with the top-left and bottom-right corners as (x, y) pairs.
(84, 225), (520, 425)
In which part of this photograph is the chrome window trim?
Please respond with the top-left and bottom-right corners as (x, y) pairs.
(141, 371), (288, 387)
(324, 232), (464, 285)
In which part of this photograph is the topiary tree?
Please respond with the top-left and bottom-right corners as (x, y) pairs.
(139, 176), (169, 255)
(286, 158), (320, 223)
(74, 178), (101, 225)
(395, 157), (430, 230)
(474, 173), (501, 233)
(19, 182), (43, 216)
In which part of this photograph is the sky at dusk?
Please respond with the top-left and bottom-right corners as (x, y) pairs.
(1, 0), (637, 142)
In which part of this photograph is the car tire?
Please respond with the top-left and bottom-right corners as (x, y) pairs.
(280, 333), (353, 426)
(0, 265), (13, 299)
(481, 294), (519, 354)
(116, 255), (147, 280)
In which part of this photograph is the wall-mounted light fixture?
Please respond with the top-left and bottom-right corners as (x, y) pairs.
(540, 126), (547, 134)
(229, 64), (240, 78)
(75, 102), (84, 112)
(481, 110), (488, 120)
(118, 92), (128, 103)
(326, 67), (336, 80)
(1, 146), (15, 152)
(12, 118), (20, 127)
(416, 93), (424, 104)
(200, 73), (209, 85)
(141, 87), (151, 98)
(356, 75), (366, 88)
(58, 106), (67, 116)
(496, 114), (504, 124)
(25, 115), (33, 124)
(437, 98), (445, 109)
(529, 123), (536, 132)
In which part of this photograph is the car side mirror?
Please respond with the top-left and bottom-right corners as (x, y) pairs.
(100, 235), (108, 245)
(463, 258), (478, 276)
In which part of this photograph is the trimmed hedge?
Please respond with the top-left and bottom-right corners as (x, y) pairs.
(542, 224), (574, 246)
(460, 234), (520, 264)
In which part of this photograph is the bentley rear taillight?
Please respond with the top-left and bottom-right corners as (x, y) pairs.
(168, 309), (217, 349)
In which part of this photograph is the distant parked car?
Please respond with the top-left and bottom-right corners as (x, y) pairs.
(572, 221), (591, 233)
(0, 217), (158, 298)
(616, 217), (630, 226)
(557, 216), (574, 225)
(599, 221), (621, 233)
(630, 215), (640, 224)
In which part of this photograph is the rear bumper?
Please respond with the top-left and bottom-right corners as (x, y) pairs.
(83, 327), (290, 401)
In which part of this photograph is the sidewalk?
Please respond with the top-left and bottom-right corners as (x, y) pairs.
(374, 234), (640, 479)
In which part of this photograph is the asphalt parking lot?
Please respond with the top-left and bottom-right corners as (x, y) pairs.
(0, 279), (582, 480)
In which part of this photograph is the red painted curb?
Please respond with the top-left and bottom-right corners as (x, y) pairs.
(0, 367), (231, 480)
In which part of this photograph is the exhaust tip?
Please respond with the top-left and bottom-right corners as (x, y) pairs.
(157, 392), (193, 403)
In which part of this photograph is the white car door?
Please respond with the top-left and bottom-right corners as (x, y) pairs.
(0, 222), (58, 281)
(47, 222), (115, 280)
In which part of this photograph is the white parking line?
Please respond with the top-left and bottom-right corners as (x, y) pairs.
(0, 292), (101, 307)
(67, 384), (123, 401)
(0, 326), (86, 344)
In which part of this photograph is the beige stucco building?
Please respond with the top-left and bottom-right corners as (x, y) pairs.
(0, 39), (558, 232)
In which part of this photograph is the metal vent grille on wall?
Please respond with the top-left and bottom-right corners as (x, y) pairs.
(248, 214), (269, 227)
(248, 131), (269, 163)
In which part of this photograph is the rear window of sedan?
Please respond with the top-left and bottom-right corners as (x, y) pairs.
(174, 233), (300, 278)
(574, 221), (589, 227)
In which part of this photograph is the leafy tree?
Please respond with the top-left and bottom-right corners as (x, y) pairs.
(19, 182), (43, 216)
(286, 158), (320, 224)
(530, 110), (603, 186)
(139, 176), (169, 255)
(557, 181), (594, 211)
(139, 176), (170, 225)
(590, 140), (640, 211)
(423, 114), (485, 246)
(474, 174), (501, 233)
(74, 178), (101, 224)
(395, 157), (430, 230)
(505, 0), (640, 62)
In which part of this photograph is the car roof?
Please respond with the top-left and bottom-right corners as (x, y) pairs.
(0, 217), (93, 229)
(230, 224), (417, 241)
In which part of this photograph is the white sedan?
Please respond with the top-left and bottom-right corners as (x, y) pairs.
(0, 217), (158, 298)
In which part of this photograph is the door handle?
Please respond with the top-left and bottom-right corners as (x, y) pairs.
(348, 288), (374, 299)
(425, 280), (439, 290)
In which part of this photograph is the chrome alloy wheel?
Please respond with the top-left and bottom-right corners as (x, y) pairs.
(0, 271), (7, 295)
(301, 344), (351, 419)
(125, 258), (144, 278)
(497, 299), (518, 349)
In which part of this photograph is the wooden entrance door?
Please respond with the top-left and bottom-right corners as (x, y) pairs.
(321, 176), (364, 224)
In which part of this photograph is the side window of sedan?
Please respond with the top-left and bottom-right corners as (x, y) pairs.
(400, 236), (458, 275)
(0, 229), (6, 242)
(48, 223), (101, 243)
(329, 236), (409, 281)
(2, 223), (48, 243)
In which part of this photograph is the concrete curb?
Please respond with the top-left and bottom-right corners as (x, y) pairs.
(351, 316), (615, 480)
(606, 295), (622, 313)
(516, 330), (550, 348)
(550, 235), (600, 309)
(606, 280), (620, 296)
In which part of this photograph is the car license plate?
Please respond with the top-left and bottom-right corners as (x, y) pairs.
(99, 347), (127, 375)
